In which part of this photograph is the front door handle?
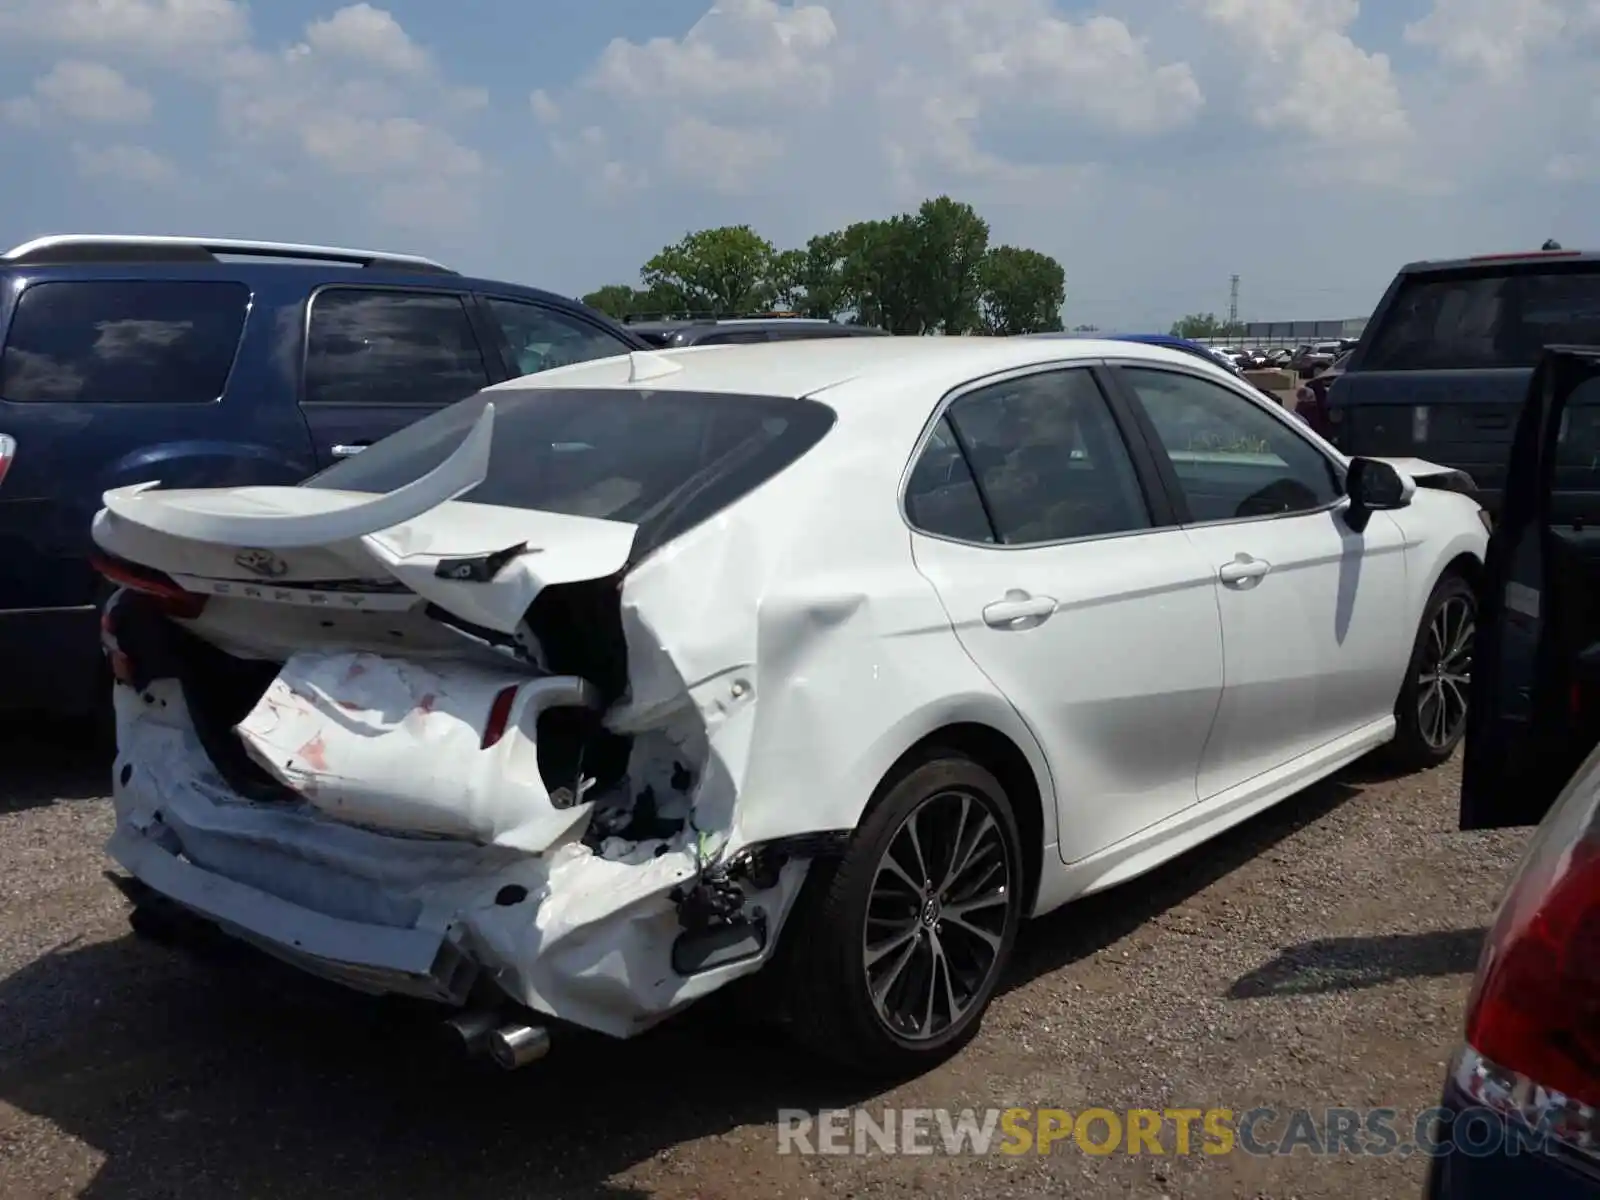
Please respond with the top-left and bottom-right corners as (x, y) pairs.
(982, 591), (1058, 628)
(331, 443), (370, 458)
(1218, 555), (1272, 586)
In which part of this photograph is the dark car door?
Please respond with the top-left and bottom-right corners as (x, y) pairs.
(1462, 346), (1600, 829)
(298, 286), (507, 469)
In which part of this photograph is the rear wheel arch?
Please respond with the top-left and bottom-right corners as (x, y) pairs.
(867, 722), (1047, 915)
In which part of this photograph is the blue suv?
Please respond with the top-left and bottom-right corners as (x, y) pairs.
(0, 234), (649, 720)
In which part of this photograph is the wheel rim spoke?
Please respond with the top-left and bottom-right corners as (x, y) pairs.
(1419, 597), (1474, 749)
(863, 788), (1013, 1043)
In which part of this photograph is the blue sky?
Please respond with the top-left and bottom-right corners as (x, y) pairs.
(1, 0), (1596, 330)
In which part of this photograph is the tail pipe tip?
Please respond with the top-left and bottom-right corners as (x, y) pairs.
(487, 1023), (551, 1070)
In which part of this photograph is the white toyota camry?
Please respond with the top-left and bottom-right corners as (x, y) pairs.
(92, 336), (1488, 1073)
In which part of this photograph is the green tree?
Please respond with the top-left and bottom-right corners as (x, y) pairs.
(581, 284), (638, 320)
(772, 233), (853, 319)
(640, 225), (778, 316)
(838, 216), (926, 334)
(1170, 312), (1246, 339)
(911, 196), (990, 334)
(977, 246), (1065, 334)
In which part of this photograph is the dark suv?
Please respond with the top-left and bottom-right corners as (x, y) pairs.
(0, 234), (648, 719)
(1326, 247), (1600, 513)
(624, 317), (889, 347)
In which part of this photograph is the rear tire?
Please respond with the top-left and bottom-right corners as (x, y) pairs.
(1387, 572), (1475, 770)
(783, 753), (1024, 1077)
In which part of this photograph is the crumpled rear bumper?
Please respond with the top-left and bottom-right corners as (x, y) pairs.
(110, 816), (479, 1003)
(108, 682), (807, 1039)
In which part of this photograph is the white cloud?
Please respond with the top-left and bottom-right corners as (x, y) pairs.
(301, 3), (430, 74)
(16, 60), (155, 124)
(1404, 0), (1571, 80)
(0, 0), (250, 63)
(590, 0), (838, 105)
(660, 117), (783, 193)
(70, 141), (175, 185)
(1195, 0), (1409, 147)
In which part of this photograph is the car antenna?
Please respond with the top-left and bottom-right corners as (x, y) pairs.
(1543, 238), (1563, 251)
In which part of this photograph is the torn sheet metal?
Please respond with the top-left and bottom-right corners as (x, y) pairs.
(110, 679), (807, 1038)
(235, 652), (602, 852)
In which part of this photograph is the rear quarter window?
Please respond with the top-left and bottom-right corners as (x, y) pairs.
(1363, 266), (1600, 371)
(0, 279), (249, 403)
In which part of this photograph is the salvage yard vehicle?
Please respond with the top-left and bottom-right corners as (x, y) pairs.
(0, 234), (647, 723)
(1326, 245), (1600, 514)
(94, 336), (1489, 1074)
(1430, 346), (1600, 1198)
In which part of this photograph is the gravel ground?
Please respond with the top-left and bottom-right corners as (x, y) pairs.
(0, 717), (1528, 1200)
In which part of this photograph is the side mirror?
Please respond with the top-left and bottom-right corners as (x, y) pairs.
(1343, 457), (1414, 532)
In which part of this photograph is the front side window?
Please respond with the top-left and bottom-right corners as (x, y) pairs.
(1119, 366), (1342, 522)
(483, 297), (631, 377)
(0, 280), (248, 403)
(304, 289), (489, 406)
(942, 368), (1151, 545)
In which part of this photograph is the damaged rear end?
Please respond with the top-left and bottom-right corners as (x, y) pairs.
(96, 385), (840, 1051)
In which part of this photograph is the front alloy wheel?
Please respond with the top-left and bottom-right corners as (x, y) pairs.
(1417, 591), (1473, 752)
(1389, 572), (1476, 769)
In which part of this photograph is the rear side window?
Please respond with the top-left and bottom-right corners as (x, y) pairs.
(0, 279), (248, 403)
(483, 297), (631, 377)
(905, 417), (995, 543)
(304, 289), (490, 406)
(1364, 267), (1600, 371)
(303, 387), (836, 552)
(941, 368), (1151, 544)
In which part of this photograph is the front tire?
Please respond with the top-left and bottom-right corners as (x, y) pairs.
(783, 753), (1024, 1076)
(1388, 572), (1475, 770)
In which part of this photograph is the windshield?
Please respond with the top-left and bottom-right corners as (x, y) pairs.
(304, 386), (836, 543)
(1364, 264), (1600, 370)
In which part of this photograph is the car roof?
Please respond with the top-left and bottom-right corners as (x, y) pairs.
(0, 233), (617, 322)
(1398, 248), (1600, 274)
(492, 335), (1234, 405)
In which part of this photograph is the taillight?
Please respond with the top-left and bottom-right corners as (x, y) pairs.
(0, 434), (14, 489)
(1457, 763), (1600, 1146)
(89, 554), (207, 619)
(481, 684), (519, 749)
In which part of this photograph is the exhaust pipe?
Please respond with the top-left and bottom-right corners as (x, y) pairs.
(486, 1022), (551, 1070)
(443, 1009), (504, 1054)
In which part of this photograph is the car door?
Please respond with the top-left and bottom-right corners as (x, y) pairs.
(905, 365), (1226, 865)
(1462, 346), (1600, 829)
(1108, 363), (1411, 801)
(299, 287), (502, 469)
(477, 295), (638, 378)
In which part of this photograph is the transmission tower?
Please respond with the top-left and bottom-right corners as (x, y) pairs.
(1228, 275), (1240, 326)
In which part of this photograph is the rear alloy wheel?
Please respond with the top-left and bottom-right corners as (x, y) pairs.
(1388, 572), (1475, 769)
(784, 755), (1023, 1075)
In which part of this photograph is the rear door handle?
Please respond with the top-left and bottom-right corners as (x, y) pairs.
(982, 591), (1058, 628)
(1218, 556), (1271, 585)
(331, 443), (370, 458)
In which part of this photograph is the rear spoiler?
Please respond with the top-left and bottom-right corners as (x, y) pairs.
(100, 404), (496, 546)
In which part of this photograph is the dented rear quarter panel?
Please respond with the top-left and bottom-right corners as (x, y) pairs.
(612, 372), (1061, 877)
